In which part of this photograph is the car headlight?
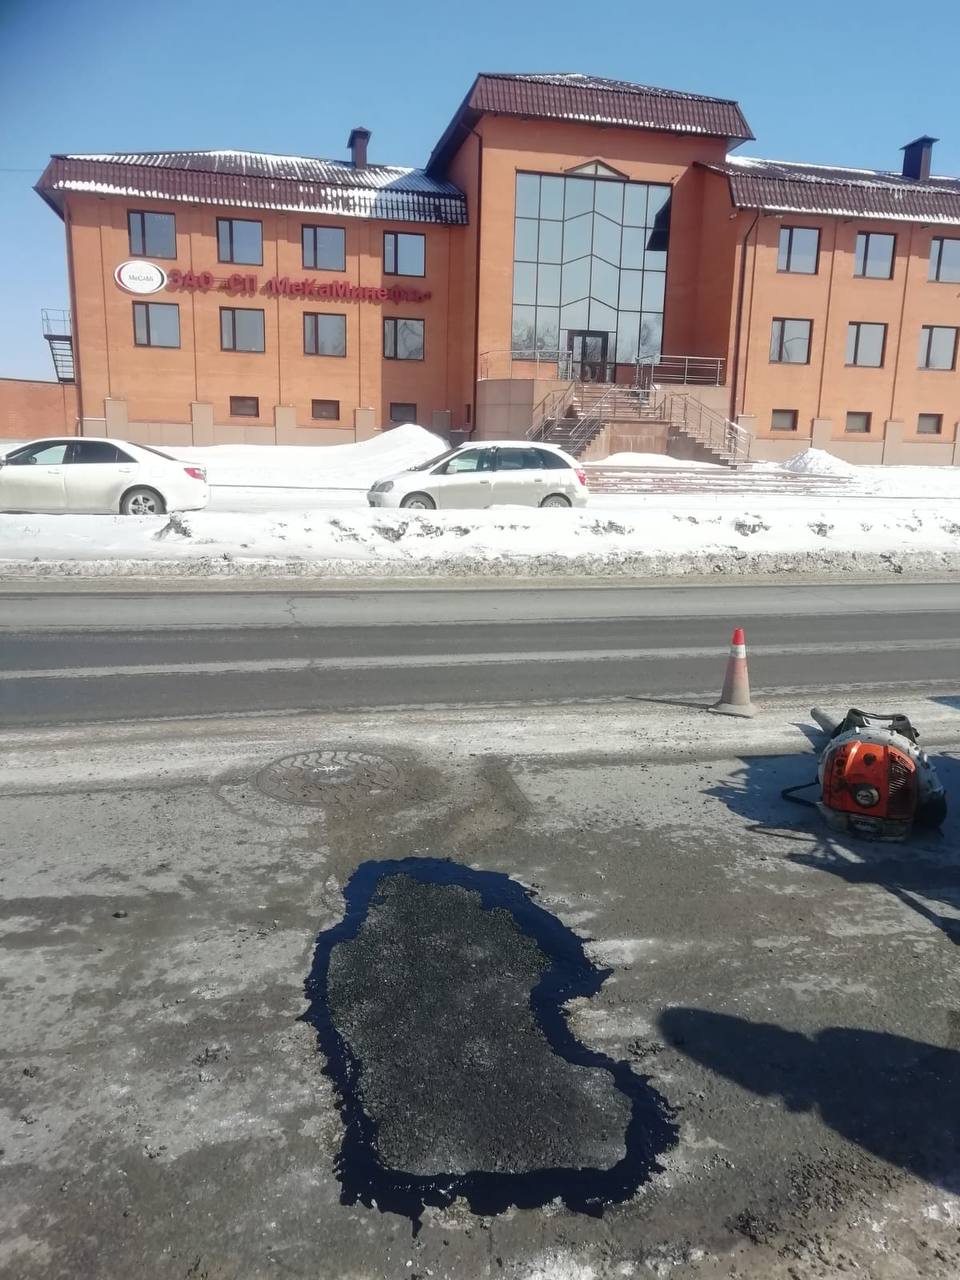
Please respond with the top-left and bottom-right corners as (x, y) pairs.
(371, 480), (394, 494)
(852, 785), (881, 808)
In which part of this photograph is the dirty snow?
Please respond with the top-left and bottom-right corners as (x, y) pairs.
(3, 437), (960, 578)
(2, 499), (960, 579)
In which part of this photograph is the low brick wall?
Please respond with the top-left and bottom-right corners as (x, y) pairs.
(0, 378), (78, 439)
(580, 420), (669, 460)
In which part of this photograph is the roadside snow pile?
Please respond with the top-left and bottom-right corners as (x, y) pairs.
(780, 449), (859, 478)
(586, 452), (721, 469)
(180, 424), (446, 489)
(751, 449), (960, 498)
(3, 501), (960, 579)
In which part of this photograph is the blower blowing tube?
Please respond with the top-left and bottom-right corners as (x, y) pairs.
(810, 707), (839, 737)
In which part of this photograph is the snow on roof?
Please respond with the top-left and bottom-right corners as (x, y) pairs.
(37, 151), (467, 225)
(58, 149), (461, 195)
(479, 71), (743, 107)
(723, 153), (960, 190)
(702, 155), (960, 225)
(426, 71), (753, 175)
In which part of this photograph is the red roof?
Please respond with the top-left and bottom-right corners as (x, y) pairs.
(36, 152), (467, 225)
(428, 72), (753, 174)
(703, 156), (960, 225)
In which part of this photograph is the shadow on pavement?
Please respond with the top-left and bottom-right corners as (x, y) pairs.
(707, 749), (960, 947)
(659, 1007), (960, 1192)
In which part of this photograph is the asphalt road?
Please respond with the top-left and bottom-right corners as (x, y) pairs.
(4, 578), (960, 1278)
(1, 580), (959, 727)
(3, 699), (959, 1278)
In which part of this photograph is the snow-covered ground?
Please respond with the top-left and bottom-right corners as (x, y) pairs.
(584, 451), (721, 470)
(1, 436), (959, 578)
(182, 423), (447, 490)
(751, 447), (960, 497)
(2, 497), (959, 579)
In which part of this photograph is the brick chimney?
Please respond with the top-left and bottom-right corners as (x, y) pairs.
(901, 135), (938, 180)
(348, 127), (371, 169)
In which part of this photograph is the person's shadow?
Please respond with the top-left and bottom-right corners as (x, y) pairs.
(707, 747), (960, 947)
(659, 1007), (960, 1191)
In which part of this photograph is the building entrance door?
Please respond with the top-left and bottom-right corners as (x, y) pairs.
(568, 331), (611, 382)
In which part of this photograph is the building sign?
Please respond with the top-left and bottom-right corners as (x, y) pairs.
(163, 269), (431, 303)
(114, 260), (168, 294)
(264, 277), (431, 303)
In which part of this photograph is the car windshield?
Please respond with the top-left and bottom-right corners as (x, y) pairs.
(2, 445), (32, 463)
(409, 449), (458, 472)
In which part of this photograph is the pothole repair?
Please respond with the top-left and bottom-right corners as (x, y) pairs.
(255, 749), (404, 806)
(302, 857), (678, 1227)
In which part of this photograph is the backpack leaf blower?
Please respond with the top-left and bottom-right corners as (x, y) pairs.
(788, 707), (947, 841)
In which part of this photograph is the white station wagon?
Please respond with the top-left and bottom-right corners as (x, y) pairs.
(0, 437), (209, 514)
(368, 440), (589, 510)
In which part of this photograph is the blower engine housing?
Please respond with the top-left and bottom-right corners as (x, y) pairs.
(814, 708), (946, 840)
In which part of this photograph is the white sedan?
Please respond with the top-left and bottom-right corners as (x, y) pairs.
(0, 438), (208, 514)
(368, 441), (589, 509)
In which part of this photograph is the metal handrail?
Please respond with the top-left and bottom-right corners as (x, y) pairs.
(666, 394), (752, 463)
(480, 348), (575, 381)
(527, 382), (578, 440)
(634, 355), (725, 387)
(42, 308), (72, 337)
(525, 382), (621, 452)
(480, 350), (726, 385)
(574, 385), (648, 417)
(564, 383), (623, 454)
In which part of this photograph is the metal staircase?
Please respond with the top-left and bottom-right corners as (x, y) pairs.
(528, 382), (751, 466)
(528, 382), (658, 457)
(657, 394), (752, 466)
(42, 309), (75, 383)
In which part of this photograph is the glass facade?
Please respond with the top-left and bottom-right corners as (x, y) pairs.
(511, 171), (671, 367)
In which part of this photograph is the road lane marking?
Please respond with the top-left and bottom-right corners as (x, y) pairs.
(3, 637), (960, 681)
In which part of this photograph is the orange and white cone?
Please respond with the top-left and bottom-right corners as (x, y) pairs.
(711, 626), (758, 718)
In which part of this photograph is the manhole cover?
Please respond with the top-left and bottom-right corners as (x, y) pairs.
(255, 750), (404, 806)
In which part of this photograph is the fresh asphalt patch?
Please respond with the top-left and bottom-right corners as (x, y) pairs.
(304, 858), (676, 1226)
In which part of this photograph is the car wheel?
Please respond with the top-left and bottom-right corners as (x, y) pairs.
(120, 487), (166, 516)
(540, 493), (572, 508)
(399, 493), (436, 510)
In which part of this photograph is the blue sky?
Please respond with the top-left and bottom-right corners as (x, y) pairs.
(2, 0), (958, 380)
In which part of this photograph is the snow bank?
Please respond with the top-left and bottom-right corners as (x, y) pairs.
(180, 424), (446, 489)
(745, 450), (960, 498)
(780, 448), (859, 478)
(586, 452), (721, 470)
(3, 501), (960, 579)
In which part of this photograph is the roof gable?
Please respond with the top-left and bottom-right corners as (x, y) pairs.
(565, 159), (630, 179)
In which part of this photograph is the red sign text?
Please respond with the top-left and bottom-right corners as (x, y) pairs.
(165, 269), (430, 304)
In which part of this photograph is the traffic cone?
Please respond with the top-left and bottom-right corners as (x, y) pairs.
(711, 626), (758, 718)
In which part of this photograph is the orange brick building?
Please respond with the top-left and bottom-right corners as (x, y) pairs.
(23, 72), (960, 464)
